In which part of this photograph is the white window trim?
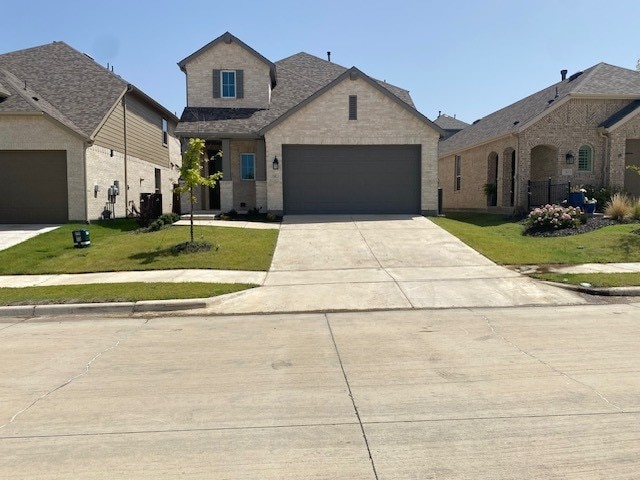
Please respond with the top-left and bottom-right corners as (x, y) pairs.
(241, 153), (255, 180)
(221, 70), (236, 99)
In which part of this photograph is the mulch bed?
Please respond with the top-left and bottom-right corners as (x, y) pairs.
(524, 216), (618, 237)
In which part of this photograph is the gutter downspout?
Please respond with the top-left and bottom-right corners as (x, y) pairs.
(599, 130), (610, 187)
(123, 85), (133, 216)
(83, 142), (90, 223)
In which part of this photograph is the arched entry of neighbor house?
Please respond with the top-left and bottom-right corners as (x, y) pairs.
(504, 147), (516, 207)
(530, 145), (558, 181)
(625, 139), (640, 197)
(486, 152), (498, 206)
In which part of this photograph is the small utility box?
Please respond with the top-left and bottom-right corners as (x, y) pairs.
(72, 229), (91, 248)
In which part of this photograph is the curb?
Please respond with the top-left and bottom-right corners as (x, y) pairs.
(542, 281), (640, 297)
(0, 298), (210, 319)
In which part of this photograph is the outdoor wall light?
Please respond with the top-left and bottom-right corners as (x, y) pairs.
(272, 156), (279, 170)
(565, 151), (575, 164)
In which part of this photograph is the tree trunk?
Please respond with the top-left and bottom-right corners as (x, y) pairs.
(190, 186), (194, 243)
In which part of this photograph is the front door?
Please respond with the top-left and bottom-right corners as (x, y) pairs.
(208, 155), (222, 210)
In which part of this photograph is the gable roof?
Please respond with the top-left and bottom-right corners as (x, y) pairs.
(439, 62), (640, 156)
(434, 113), (468, 131)
(176, 50), (439, 137)
(0, 41), (178, 140)
(259, 66), (444, 135)
(178, 32), (277, 88)
(599, 99), (640, 130)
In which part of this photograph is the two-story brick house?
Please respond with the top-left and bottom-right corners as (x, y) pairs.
(175, 32), (443, 215)
(438, 63), (640, 213)
(0, 41), (181, 223)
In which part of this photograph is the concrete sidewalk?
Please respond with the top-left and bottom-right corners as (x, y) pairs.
(0, 269), (266, 288)
(548, 262), (640, 274)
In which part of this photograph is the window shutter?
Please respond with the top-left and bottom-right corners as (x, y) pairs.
(236, 70), (244, 99)
(213, 69), (221, 98)
(349, 95), (357, 120)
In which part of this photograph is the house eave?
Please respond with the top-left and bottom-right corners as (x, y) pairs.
(438, 133), (517, 159)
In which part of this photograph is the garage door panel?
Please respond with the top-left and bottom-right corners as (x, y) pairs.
(283, 145), (420, 214)
(0, 151), (68, 223)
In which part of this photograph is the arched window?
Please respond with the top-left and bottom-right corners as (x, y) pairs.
(578, 145), (593, 172)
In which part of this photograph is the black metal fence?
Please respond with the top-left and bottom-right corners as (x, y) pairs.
(527, 178), (571, 210)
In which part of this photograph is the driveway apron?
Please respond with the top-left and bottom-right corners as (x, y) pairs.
(205, 215), (585, 313)
(0, 225), (60, 252)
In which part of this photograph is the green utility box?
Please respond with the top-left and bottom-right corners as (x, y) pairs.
(72, 229), (91, 248)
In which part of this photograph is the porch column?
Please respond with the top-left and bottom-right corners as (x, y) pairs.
(220, 138), (233, 211)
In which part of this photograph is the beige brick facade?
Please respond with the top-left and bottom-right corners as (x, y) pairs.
(0, 114), (87, 221)
(439, 98), (639, 212)
(86, 142), (180, 221)
(264, 76), (440, 213)
(183, 41), (271, 109)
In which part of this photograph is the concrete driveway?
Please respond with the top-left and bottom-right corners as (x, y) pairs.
(1, 304), (639, 478)
(207, 215), (584, 313)
(0, 225), (60, 252)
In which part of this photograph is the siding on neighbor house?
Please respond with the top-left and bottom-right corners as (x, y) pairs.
(94, 94), (172, 168)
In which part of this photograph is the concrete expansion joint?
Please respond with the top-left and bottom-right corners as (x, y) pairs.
(352, 220), (415, 310)
(324, 313), (379, 480)
(0, 319), (149, 431)
(481, 312), (623, 413)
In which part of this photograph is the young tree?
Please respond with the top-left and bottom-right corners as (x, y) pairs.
(175, 138), (223, 243)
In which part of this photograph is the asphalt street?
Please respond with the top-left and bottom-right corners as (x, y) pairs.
(2, 303), (639, 479)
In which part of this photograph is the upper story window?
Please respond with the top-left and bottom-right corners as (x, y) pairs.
(454, 155), (462, 191)
(241, 153), (255, 180)
(213, 69), (244, 99)
(578, 145), (593, 172)
(222, 70), (236, 98)
(161, 118), (168, 145)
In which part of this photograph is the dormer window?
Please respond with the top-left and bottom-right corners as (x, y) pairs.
(213, 69), (244, 99)
(222, 70), (236, 98)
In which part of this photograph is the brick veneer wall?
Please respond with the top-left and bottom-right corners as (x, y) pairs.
(263, 76), (440, 214)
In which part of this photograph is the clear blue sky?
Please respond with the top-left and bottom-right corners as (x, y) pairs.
(4, 0), (639, 123)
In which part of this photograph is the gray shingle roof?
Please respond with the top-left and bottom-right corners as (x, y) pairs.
(599, 99), (640, 129)
(439, 62), (640, 157)
(176, 51), (420, 137)
(434, 113), (469, 131)
(0, 41), (178, 139)
(0, 42), (128, 138)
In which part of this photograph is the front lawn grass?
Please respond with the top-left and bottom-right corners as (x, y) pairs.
(0, 219), (278, 274)
(431, 213), (640, 265)
(0, 282), (256, 306)
(533, 273), (640, 288)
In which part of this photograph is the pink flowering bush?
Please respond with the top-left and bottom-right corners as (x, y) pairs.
(524, 204), (582, 232)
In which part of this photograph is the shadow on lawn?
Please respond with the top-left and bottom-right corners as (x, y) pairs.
(442, 213), (517, 227)
(619, 233), (640, 259)
(128, 247), (180, 264)
(94, 219), (139, 233)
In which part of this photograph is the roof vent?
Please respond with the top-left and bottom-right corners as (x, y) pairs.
(327, 51), (331, 62)
(548, 99), (554, 104)
(513, 121), (520, 126)
(561, 69), (568, 81)
(473, 119), (481, 125)
(31, 96), (39, 101)
(568, 71), (583, 82)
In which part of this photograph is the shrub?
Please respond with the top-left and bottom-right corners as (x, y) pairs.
(583, 185), (625, 213)
(631, 198), (640, 221)
(266, 213), (277, 221)
(524, 204), (582, 232)
(604, 193), (633, 222)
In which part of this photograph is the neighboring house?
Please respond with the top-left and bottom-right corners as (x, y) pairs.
(439, 63), (640, 212)
(175, 32), (443, 215)
(0, 41), (181, 223)
(434, 112), (469, 140)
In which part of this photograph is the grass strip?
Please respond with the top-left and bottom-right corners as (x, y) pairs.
(532, 273), (640, 288)
(431, 213), (640, 265)
(0, 282), (256, 306)
(0, 219), (278, 274)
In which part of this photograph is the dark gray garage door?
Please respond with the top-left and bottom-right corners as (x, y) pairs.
(283, 145), (421, 214)
(0, 151), (68, 223)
